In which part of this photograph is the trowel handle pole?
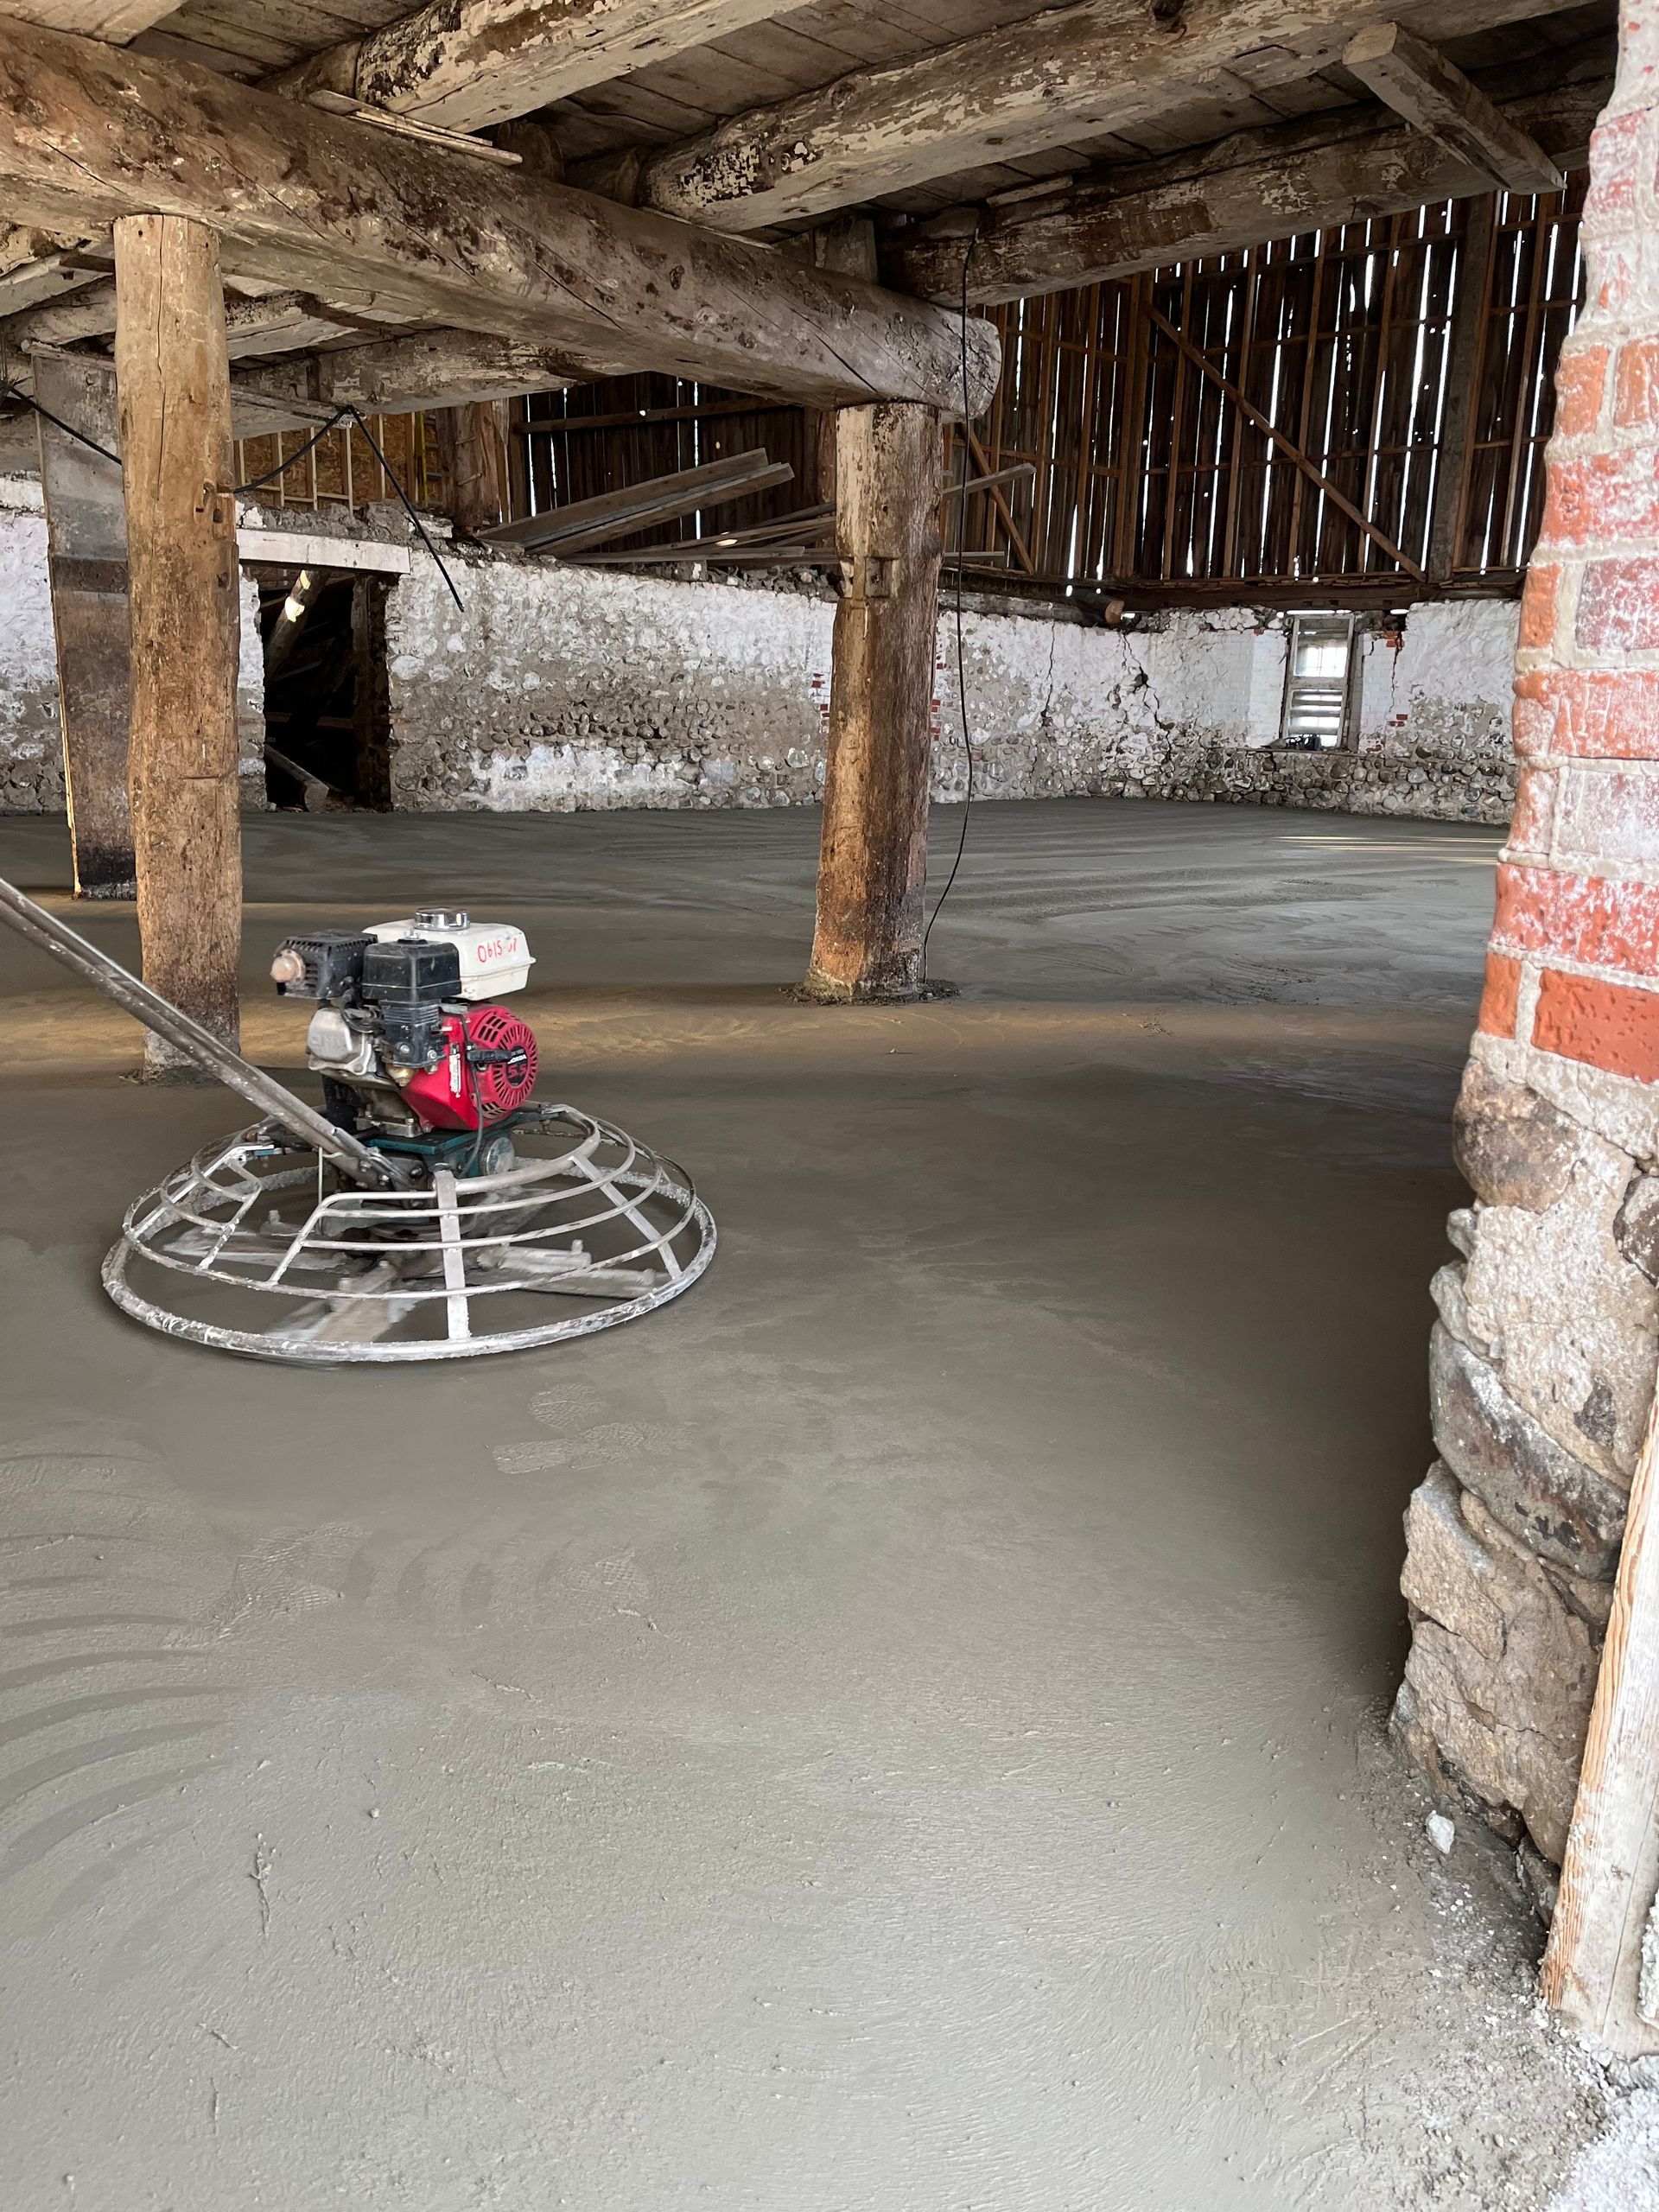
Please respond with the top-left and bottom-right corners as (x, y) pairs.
(0, 874), (389, 1186)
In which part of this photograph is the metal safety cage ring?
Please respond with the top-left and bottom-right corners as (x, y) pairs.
(101, 1107), (717, 1364)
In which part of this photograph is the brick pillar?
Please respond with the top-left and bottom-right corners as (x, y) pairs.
(1394, 4), (1659, 1912)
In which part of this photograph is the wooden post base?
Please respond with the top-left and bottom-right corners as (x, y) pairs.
(804, 401), (943, 1003)
(113, 212), (244, 1076)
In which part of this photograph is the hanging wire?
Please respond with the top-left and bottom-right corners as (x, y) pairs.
(0, 381), (464, 610)
(923, 224), (983, 958)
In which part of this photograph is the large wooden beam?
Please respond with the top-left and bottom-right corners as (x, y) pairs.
(1, 279), (373, 356)
(1344, 20), (1564, 193)
(233, 327), (576, 419)
(0, 22), (997, 415)
(267, 0), (810, 136)
(887, 69), (1605, 305)
(581, 0), (1574, 234)
(803, 404), (944, 1005)
(113, 213), (243, 1071)
(34, 348), (133, 898)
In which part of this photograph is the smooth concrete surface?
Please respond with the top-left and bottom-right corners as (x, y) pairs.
(0, 801), (1624, 2208)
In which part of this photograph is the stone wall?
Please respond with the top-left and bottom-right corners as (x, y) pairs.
(384, 551), (1522, 823)
(1395, 26), (1659, 1914)
(0, 467), (1522, 823)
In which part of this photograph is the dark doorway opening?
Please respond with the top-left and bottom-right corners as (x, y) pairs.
(257, 569), (393, 810)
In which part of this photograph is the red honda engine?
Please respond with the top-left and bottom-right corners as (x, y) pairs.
(401, 1005), (539, 1131)
(269, 907), (542, 1154)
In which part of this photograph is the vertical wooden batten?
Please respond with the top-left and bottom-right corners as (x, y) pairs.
(33, 346), (135, 898)
(1541, 1383), (1659, 2056)
(803, 402), (944, 1003)
(112, 212), (244, 1071)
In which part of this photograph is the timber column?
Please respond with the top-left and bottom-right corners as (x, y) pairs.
(1392, 0), (1659, 2044)
(112, 213), (243, 1071)
(803, 402), (944, 1003)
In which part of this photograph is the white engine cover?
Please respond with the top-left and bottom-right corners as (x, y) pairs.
(365, 913), (533, 1000)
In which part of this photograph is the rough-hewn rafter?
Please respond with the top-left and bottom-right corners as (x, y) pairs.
(266, 0), (809, 135)
(577, 0), (1577, 235)
(0, 22), (1000, 416)
(1343, 20), (1564, 193)
(887, 67), (1605, 305)
(236, 328), (576, 420)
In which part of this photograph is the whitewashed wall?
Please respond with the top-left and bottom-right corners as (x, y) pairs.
(0, 483), (1521, 826)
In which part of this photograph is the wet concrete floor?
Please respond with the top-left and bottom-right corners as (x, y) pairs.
(0, 800), (1619, 2208)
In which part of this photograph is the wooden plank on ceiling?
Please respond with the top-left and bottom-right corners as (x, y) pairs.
(887, 63), (1605, 303)
(588, 0), (1587, 235)
(266, 0), (825, 135)
(0, 0), (180, 40)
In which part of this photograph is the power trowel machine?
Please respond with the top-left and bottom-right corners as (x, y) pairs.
(0, 879), (715, 1363)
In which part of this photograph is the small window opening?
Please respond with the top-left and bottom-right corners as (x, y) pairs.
(1280, 613), (1357, 750)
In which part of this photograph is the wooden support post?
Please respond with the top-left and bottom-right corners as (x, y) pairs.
(1541, 1386), (1659, 2056)
(33, 346), (134, 897)
(436, 399), (506, 537)
(112, 212), (243, 1072)
(803, 403), (943, 1003)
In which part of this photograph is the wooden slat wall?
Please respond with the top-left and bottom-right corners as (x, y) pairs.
(516, 376), (814, 553)
(946, 175), (1584, 594)
(233, 411), (438, 514)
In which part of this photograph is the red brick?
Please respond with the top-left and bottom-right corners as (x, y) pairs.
(1554, 344), (1611, 437)
(1615, 335), (1659, 429)
(1534, 968), (1659, 1082)
(1507, 766), (1557, 855)
(1513, 671), (1659, 760)
(1554, 764), (1659, 864)
(1539, 454), (1659, 551)
(1583, 111), (1648, 226)
(1576, 556), (1659, 654)
(1493, 861), (1659, 978)
(1520, 562), (1561, 649)
(1478, 952), (1522, 1039)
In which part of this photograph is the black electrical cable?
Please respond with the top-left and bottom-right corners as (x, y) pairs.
(1, 383), (464, 610)
(922, 222), (982, 960)
(232, 408), (353, 493)
(0, 384), (121, 467)
(346, 404), (465, 613)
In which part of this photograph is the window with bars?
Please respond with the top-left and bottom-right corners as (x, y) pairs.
(1280, 613), (1358, 748)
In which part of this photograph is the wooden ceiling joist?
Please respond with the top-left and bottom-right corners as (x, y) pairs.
(234, 328), (579, 426)
(0, 21), (1000, 416)
(267, 0), (810, 136)
(572, 0), (1581, 235)
(1343, 19), (1565, 192)
(888, 62), (1605, 305)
